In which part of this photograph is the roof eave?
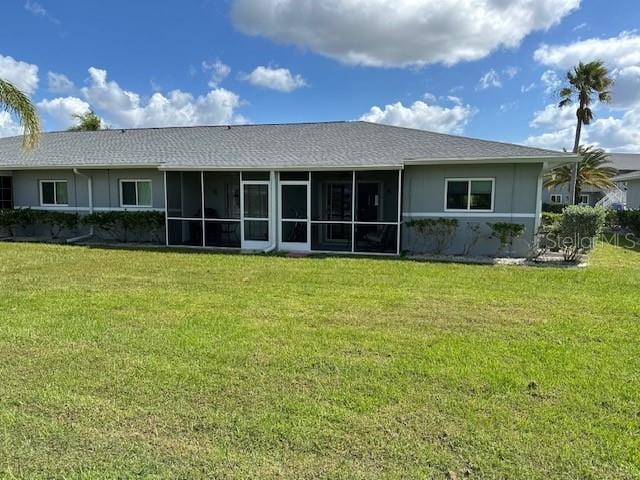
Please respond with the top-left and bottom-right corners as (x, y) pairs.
(0, 164), (163, 171)
(403, 155), (580, 166)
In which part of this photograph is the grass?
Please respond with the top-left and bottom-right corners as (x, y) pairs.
(0, 242), (639, 479)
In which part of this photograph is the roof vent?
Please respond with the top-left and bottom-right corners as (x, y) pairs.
(226, 125), (231, 130)
(120, 129), (126, 133)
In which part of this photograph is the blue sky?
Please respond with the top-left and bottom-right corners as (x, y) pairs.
(1, 0), (640, 152)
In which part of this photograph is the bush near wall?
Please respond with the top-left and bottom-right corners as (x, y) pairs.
(1, 209), (165, 244)
(406, 218), (458, 254)
(82, 211), (165, 243)
(0, 209), (79, 239)
(488, 222), (525, 257)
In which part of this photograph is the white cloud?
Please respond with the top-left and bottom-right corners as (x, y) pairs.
(521, 82), (536, 93)
(572, 22), (587, 32)
(477, 69), (502, 90)
(37, 97), (91, 129)
(528, 32), (640, 152)
(540, 70), (561, 96)
(47, 72), (75, 94)
(499, 101), (518, 113)
(534, 31), (640, 70)
(359, 98), (475, 134)
(0, 112), (22, 139)
(232, 0), (580, 67)
(80, 67), (245, 128)
(24, 0), (60, 24)
(529, 103), (576, 129)
(611, 66), (640, 109)
(242, 66), (307, 92)
(525, 102), (640, 152)
(535, 33), (640, 109)
(504, 66), (520, 79)
(202, 59), (231, 87)
(0, 53), (38, 95)
(24, 0), (46, 16)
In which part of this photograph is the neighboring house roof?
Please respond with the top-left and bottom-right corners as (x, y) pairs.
(608, 153), (640, 172)
(613, 170), (640, 182)
(0, 121), (576, 170)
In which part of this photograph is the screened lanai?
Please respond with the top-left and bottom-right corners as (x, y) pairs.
(165, 169), (402, 254)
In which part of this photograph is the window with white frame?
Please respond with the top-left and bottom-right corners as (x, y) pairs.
(579, 194), (589, 205)
(445, 178), (494, 212)
(550, 194), (563, 204)
(40, 180), (68, 206)
(120, 179), (152, 207)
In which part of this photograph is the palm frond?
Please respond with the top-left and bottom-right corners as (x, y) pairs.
(0, 78), (41, 149)
(558, 97), (572, 108)
(545, 145), (617, 194)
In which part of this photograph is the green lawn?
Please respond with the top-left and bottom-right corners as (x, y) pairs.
(0, 242), (639, 479)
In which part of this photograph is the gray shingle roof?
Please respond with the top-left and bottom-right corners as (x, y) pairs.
(608, 153), (640, 172)
(613, 170), (640, 182)
(0, 121), (574, 169)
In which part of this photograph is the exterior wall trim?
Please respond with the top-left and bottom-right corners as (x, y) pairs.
(403, 212), (536, 218)
(14, 205), (165, 212)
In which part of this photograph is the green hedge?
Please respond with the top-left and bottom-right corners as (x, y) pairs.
(82, 211), (165, 243)
(541, 212), (562, 227)
(0, 208), (78, 238)
(612, 210), (640, 237)
(0, 208), (165, 243)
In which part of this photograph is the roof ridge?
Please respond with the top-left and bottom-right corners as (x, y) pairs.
(355, 121), (574, 157)
(5, 120), (350, 137)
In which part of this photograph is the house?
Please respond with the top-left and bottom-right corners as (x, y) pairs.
(0, 121), (577, 256)
(612, 170), (640, 210)
(543, 153), (640, 208)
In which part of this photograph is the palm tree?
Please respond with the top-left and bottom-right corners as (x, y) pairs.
(0, 78), (41, 149)
(68, 111), (102, 131)
(545, 146), (617, 202)
(558, 60), (613, 203)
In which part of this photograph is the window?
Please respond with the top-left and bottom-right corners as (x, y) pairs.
(40, 180), (68, 206)
(0, 176), (12, 209)
(550, 194), (563, 204)
(445, 179), (494, 212)
(579, 194), (589, 205)
(120, 180), (152, 207)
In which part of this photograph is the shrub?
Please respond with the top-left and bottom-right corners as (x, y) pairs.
(541, 212), (562, 227)
(40, 211), (78, 239)
(406, 218), (458, 254)
(0, 208), (38, 237)
(82, 211), (164, 243)
(542, 203), (565, 214)
(489, 222), (525, 257)
(556, 205), (606, 261)
(617, 210), (640, 237)
(605, 209), (621, 230)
